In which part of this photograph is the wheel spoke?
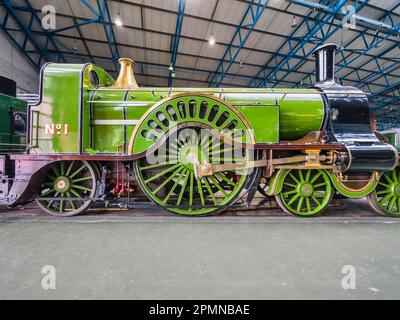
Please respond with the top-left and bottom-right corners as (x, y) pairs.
(209, 147), (237, 156)
(311, 195), (320, 206)
(52, 166), (60, 177)
(140, 161), (179, 171)
(189, 172), (194, 207)
(65, 160), (75, 176)
(310, 172), (322, 184)
(305, 170), (311, 182)
(376, 190), (391, 196)
(287, 193), (301, 206)
(282, 190), (298, 197)
(177, 171), (190, 206)
(298, 170), (304, 182)
(144, 163), (181, 184)
(378, 181), (390, 187)
(46, 192), (59, 208)
(162, 169), (186, 204)
(72, 184), (92, 192)
(387, 196), (396, 212)
(209, 176), (228, 197)
(59, 198), (64, 213)
(284, 182), (297, 188)
(196, 178), (205, 206)
(379, 193), (393, 205)
(297, 196), (304, 212)
(60, 161), (65, 175)
(66, 192), (76, 210)
(289, 172), (300, 184)
(313, 182), (327, 189)
(48, 174), (57, 181)
(153, 167), (184, 194)
(215, 172), (237, 187)
(72, 176), (93, 183)
(203, 178), (217, 205)
(384, 173), (393, 184)
(392, 170), (398, 183)
(305, 197), (311, 212)
(69, 164), (86, 179)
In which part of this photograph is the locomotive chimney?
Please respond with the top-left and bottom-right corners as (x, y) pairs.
(312, 43), (339, 86)
(112, 58), (139, 89)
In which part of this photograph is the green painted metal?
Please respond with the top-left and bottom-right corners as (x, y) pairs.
(384, 132), (400, 150)
(31, 64), (82, 153)
(275, 169), (333, 216)
(36, 160), (97, 216)
(222, 89), (325, 141)
(133, 95), (253, 215)
(326, 171), (378, 198)
(267, 169), (290, 196)
(31, 63), (326, 155)
(30, 63), (114, 154)
(367, 167), (400, 217)
(0, 93), (27, 152)
(82, 65), (115, 153)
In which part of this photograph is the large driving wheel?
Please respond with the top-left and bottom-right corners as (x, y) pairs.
(36, 160), (98, 216)
(275, 169), (333, 217)
(131, 94), (255, 216)
(367, 168), (400, 217)
(135, 126), (253, 215)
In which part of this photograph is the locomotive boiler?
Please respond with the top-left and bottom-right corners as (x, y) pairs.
(0, 43), (398, 217)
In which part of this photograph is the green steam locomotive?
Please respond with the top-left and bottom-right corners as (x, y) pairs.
(0, 43), (398, 217)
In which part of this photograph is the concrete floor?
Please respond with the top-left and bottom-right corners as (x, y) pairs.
(1, 198), (400, 299)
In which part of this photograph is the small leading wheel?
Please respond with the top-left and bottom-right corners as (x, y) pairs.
(275, 169), (333, 217)
(367, 168), (400, 217)
(134, 127), (251, 216)
(36, 160), (98, 216)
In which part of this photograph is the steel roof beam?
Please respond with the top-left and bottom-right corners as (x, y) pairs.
(290, 0), (400, 35)
(1, 0), (66, 68)
(249, 0), (367, 88)
(168, 0), (186, 87)
(43, 48), (301, 86)
(209, 0), (269, 87)
(297, 2), (400, 88)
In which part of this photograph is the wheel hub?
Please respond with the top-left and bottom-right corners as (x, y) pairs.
(394, 184), (400, 197)
(179, 145), (207, 171)
(299, 183), (313, 197)
(54, 176), (71, 193)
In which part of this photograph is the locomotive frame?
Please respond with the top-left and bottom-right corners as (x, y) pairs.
(0, 43), (399, 217)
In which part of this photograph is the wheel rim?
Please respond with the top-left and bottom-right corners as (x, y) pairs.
(371, 168), (400, 216)
(36, 160), (97, 216)
(135, 126), (250, 215)
(277, 169), (332, 216)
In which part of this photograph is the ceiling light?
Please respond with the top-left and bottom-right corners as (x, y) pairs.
(115, 13), (123, 27)
(291, 16), (297, 28)
(73, 41), (78, 51)
(209, 34), (216, 46)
